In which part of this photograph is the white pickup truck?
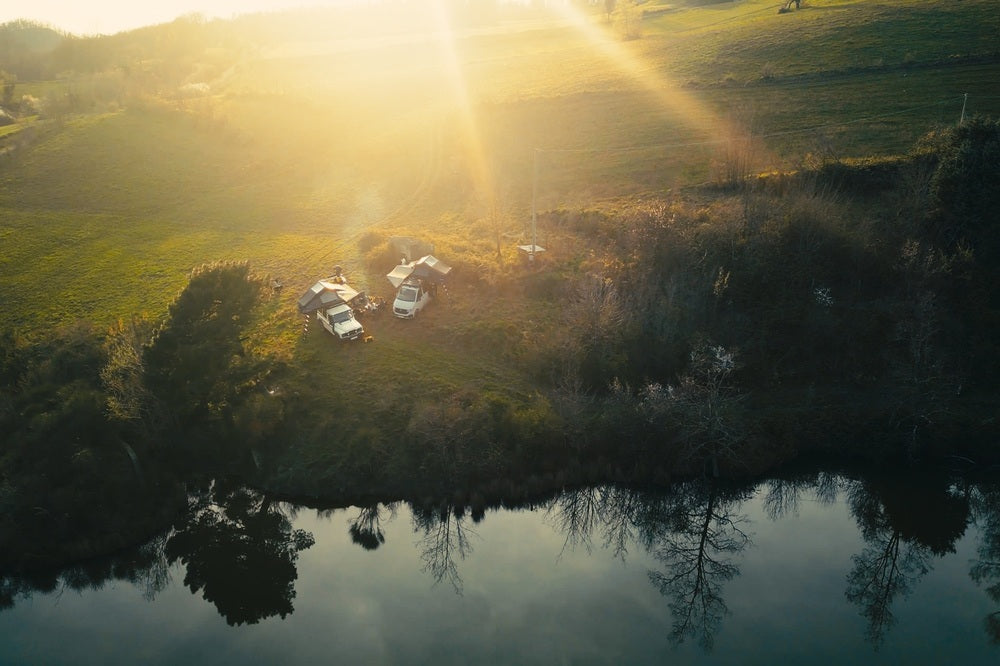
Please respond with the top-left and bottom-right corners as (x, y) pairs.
(392, 278), (432, 319)
(317, 303), (364, 340)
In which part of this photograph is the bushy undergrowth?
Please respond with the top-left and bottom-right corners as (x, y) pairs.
(529, 123), (1000, 470)
(0, 262), (271, 569)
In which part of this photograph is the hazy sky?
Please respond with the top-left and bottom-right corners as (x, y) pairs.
(1, 0), (355, 36)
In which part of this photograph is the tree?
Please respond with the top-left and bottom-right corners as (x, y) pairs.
(475, 182), (513, 266)
(565, 274), (628, 389)
(101, 317), (158, 436)
(920, 117), (1000, 385)
(604, 0), (617, 22)
(0, 69), (15, 108)
(668, 343), (745, 477)
(143, 261), (264, 436)
(615, 0), (642, 40)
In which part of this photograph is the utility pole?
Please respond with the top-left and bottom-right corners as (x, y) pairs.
(530, 148), (538, 261)
(519, 147), (545, 262)
(960, 92), (968, 125)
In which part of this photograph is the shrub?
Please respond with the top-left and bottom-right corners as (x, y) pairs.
(927, 116), (1000, 259)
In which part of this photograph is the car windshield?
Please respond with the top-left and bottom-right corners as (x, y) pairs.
(332, 310), (353, 323)
(398, 287), (418, 302)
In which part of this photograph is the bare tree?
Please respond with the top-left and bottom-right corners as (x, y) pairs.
(669, 343), (745, 477)
(714, 107), (759, 190)
(648, 483), (751, 651)
(615, 0), (643, 40)
(413, 506), (477, 595)
(475, 182), (514, 266)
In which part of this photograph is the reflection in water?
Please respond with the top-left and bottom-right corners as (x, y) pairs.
(843, 472), (969, 648)
(761, 471), (842, 521)
(971, 483), (1000, 644)
(547, 485), (651, 560)
(0, 532), (171, 611)
(547, 481), (752, 651)
(647, 483), (751, 651)
(844, 524), (931, 647)
(165, 482), (315, 626)
(0, 483), (316, 627)
(411, 505), (477, 595)
(3, 468), (1000, 657)
(348, 503), (397, 551)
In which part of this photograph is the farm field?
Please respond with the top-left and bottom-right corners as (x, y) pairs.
(3, 0), (998, 330)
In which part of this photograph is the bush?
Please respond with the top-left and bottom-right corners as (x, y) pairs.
(927, 116), (1000, 258)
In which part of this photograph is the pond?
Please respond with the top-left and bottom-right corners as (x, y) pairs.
(1, 469), (998, 665)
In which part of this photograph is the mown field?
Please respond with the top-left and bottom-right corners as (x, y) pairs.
(2, 0), (999, 470)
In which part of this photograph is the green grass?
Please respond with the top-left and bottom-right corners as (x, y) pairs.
(2, 0), (999, 432)
(646, 0), (1000, 81)
(0, 123), (22, 138)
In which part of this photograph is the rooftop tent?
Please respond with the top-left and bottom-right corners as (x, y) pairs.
(409, 255), (452, 281)
(386, 264), (413, 289)
(385, 255), (452, 288)
(297, 280), (360, 314)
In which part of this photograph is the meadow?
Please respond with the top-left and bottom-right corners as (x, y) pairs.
(2, 0), (997, 321)
(2, 0), (1000, 509)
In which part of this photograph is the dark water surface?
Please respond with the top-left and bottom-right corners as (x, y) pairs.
(1, 470), (998, 664)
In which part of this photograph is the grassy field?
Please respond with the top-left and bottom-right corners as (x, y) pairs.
(2, 0), (999, 426)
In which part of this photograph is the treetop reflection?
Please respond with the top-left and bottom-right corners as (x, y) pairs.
(2, 469), (999, 653)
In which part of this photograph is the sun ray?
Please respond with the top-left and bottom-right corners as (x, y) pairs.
(546, 2), (732, 142)
(429, 0), (496, 201)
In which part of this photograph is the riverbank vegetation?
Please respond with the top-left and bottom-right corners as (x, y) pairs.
(2, 0), (1000, 570)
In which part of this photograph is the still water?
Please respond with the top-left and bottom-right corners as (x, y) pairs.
(1, 470), (998, 665)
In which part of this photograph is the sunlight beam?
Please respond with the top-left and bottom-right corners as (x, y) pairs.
(546, 3), (746, 152)
(430, 0), (496, 202)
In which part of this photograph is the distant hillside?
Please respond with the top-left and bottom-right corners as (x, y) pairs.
(0, 20), (65, 80)
(0, 20), (64, 52)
